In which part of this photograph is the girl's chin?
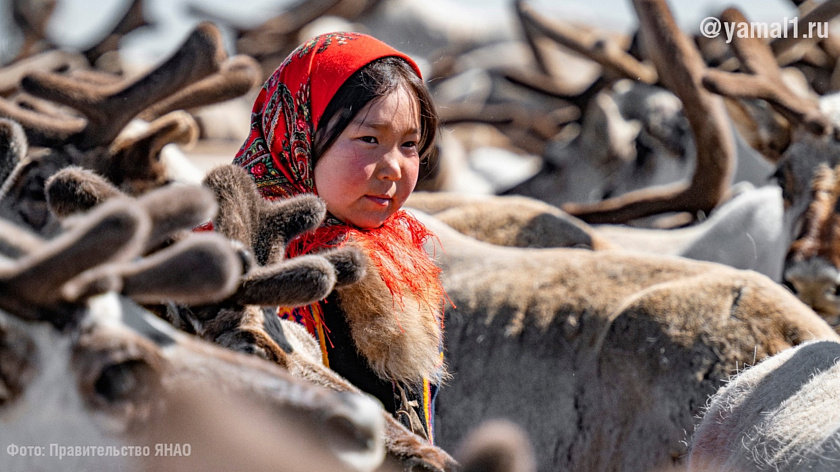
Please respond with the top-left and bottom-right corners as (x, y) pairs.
(346, 211), (393, 229)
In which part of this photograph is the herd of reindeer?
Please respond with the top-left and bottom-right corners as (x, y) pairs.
(6, 0), (840, 470)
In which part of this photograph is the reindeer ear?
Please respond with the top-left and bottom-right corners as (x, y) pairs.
(233, 255), (336, 307)
(254, 194), (326, 266)
(45, 166), (123, 218)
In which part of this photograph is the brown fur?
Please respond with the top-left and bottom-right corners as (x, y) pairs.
(418, 210), (839, 472)
(337, 246), (445, 384)
(212, 307), (290, 368)
(407, 191), (615, 250)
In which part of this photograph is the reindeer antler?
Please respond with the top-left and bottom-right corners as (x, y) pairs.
(230, 0), (343, 75)
(701, 8), (832, 138)
(82, 0), (149, 67)
(0, 199), (150, 323)
(48, 167), (217, 252)
(204, 164), (365, 289)
(562, 0), (736, 225)
(9, 0), (58, 61)
(772, 0), (840, 66)
(0, 50), (89, 97)
(45, 163), (365, 311)
(137, 55), (262, 122)
(515, 0), (657, 84)
(0, 119), (29, 198)
(0, 184), (242, 327)
(2, 22), (226, 150)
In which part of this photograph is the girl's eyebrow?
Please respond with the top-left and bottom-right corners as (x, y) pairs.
(353, 120), (420, 135)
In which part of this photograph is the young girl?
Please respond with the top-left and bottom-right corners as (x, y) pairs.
(232, 32), (446, 442)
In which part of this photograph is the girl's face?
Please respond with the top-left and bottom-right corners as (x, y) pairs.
(314, 86), (421, 229)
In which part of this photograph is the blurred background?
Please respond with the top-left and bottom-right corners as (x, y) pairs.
(0, 0), (796, 65)
(0, 0), (823, 208)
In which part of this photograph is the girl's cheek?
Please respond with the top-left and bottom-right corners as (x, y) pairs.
(405, 160), (420, 186)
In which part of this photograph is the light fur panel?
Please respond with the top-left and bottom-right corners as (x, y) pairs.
(336, 245), (445, 385)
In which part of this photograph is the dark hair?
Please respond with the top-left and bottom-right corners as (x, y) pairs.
(312, 56), (438, 164)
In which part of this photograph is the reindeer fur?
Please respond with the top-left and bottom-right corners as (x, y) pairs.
(407, 191), (613, 250)
(416, 210), (839, 472)
(688, 340), (840, 472)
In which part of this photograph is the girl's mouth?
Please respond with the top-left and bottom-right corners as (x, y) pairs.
(365, 195), (391, 206)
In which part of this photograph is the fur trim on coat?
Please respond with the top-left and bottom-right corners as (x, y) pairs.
(335, 246), (446, 385)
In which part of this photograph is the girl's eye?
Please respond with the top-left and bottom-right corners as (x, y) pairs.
(359, 136), (378, 144)
(402, 141), (418, 149)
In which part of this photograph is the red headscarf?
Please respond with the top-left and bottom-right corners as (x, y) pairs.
(233, 32), (445, 338)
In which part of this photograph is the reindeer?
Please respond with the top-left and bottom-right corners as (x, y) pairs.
(41, 161), (460, 472)
(687, 6), (840, 325)
(413, 2), (840, 301)
(0, 183), (390, 472)
(688, 339), (840, 472)
(412, 202), (838, 472)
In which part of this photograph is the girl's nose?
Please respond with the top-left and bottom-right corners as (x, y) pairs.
(377, 149), (403, 181)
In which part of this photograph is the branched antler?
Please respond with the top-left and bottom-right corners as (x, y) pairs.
(772, 0), (840, 66)
(0, 185), (241, 330)
(561, 0), (736, 225)
(0, 198), (150, 321)
(44, 164), (365, 356)
(15, 22), (225, 150)
(0, 50), (89, 97)
(82, 0), (149, 66)
(515, 0), (657, 84)
(702, 8), (832, 137)
(137, 55), (262, 122)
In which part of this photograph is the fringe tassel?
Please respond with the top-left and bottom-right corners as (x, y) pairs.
(284, 209), (449, 339)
